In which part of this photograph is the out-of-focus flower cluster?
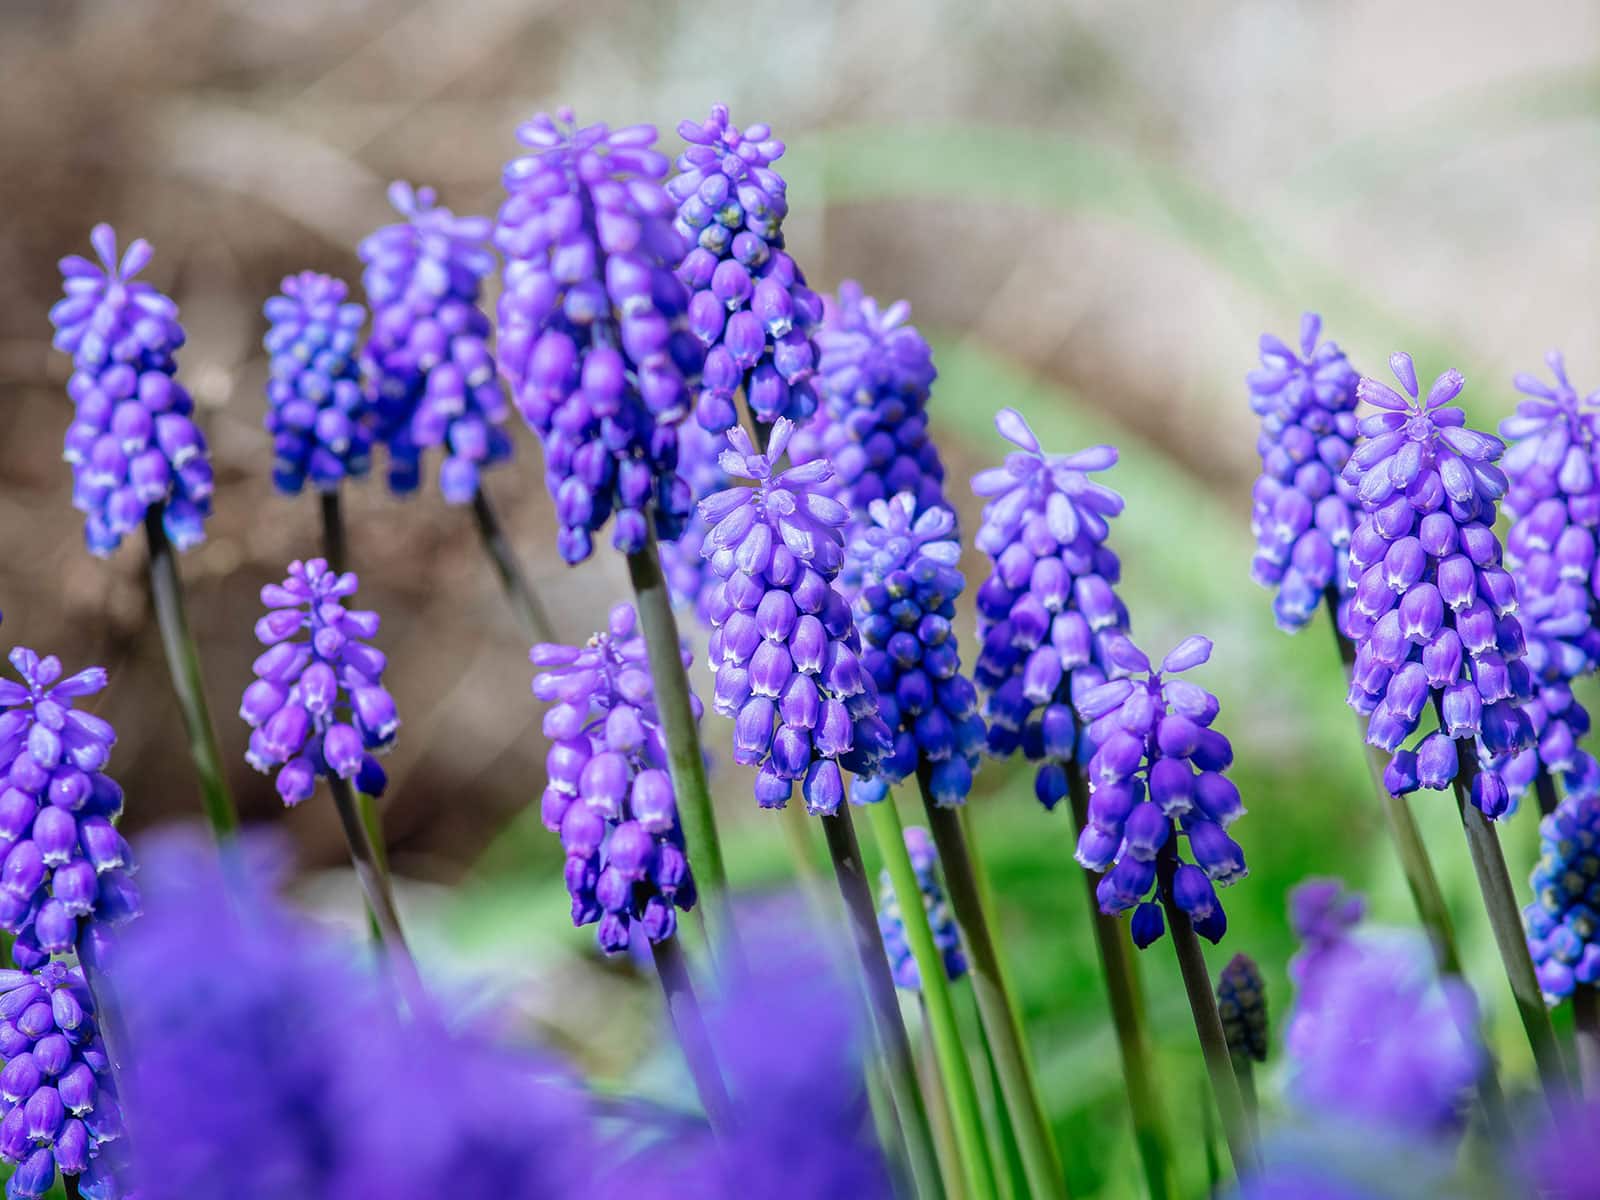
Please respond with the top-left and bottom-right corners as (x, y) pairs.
(660, 417), (731, 627)
(1217, 953), (1268, 1064)
(878, 826), (967, 991)
(1525, 792), (1600, 1002)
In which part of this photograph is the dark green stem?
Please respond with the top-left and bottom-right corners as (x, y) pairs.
(1065, 764), (1176, 1200)
(920, 786), (1068, 1200)
(626, 538), (735, 955)
(319, 489), (348, 574)
(143, 510), (238, 838)
(1230, 1053), (1259, 1140)
(821, 804), (946, 1200)
(64, 1173), (83, 1200)
(328, 773), (425, 1008)
(917, 997), (971, 1200)
(1575, 985), (1600, 1095)
(1535, 767), (1560, 818)
(471, 485), (555, 644)
(649, 937), (735, 1137)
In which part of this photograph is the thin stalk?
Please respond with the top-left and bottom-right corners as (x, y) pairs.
(1160, 882), (1257, 1177)
(1574, 985), (1600, 1095)
(319, 490), (348, 573)
(917, 997), (971, 1200)
(1230, 1052), (1259, 1140)
(919, 786), (1068, 1200)
(143, 510), (238, 838)
(1199, 1078), (1222, 1195)
(64, 1174), (83, 1200)
(649, 937), (735, 1137)
(1449, 738), (1570, 1105)
(1535, 767), (1560, 819)
(327, 773), (425, 1008)
(869, 799), (997, 1200)
(975, 1011), (1024, 1200)
(626, 537), (735, 955)
(471, 485), (555, 644)
(1065, 764), (1177, 1200)
(821, 804), (946, 1200)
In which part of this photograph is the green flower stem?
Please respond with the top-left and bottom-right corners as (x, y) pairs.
(143, 509), (239, 839)
(869, 799), (998, 1200)
(471, 484), (555, 644)
(1535, 768), (1560, 818)
(649, 937), (735, 1137)
(1065, 763), (1177, 1200)
(319, 490), (348, 575)
(625, 538), (735, 956)
(1229, 1052), (1259, 1140)
(1574, 985), (1600, 1095)
(917, 997), (971, 1200)
(327, 773), (426, 1009)
(974, 1011), (1024, 1200)
(918, 782), (1069, 1200)
(820, 803), (946, 1200)
(1160, 879), (1257, 1177)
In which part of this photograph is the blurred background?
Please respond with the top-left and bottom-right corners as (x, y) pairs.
(3, 0), (1598, 1193)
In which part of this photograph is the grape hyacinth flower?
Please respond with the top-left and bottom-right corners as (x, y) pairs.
(359, 181), (513, 502)
(495, 108), (702, 565)
(531, 604), (698, 952)
(261, 271), (376, 495)
(1525, 792), (1600, 1002)
(1217, 953), (1269, 1064)
(659, 416), (731, 627)
(697, 419), (890, 813)
(0, 649), (139, 969)
(1074, 636), (1248, 947)
(1287, 877), (1365, 986)
(1496, 353), (1600, 810)
(0, 964), (124, 1199)
(1246, 313), (1361, 632)
(969, 409), (1133, 807)
(1341, 353), (1534, 816)
(240, 559), (398, 806)
(670, 104), (823, 433)
(846, 496), (984, 807)
(48, 225), (214, 554)
(878, 826), (967, 991)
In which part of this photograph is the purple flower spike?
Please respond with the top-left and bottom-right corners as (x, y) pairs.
(970, 407), (1134, 804)
(846, 496), (985, 807)
(1341, 354), (1534, 812)
(1216, 953), (1268, 1063)
(1076, 635), (1248, 947)
(670, 104), (824, 433)
(0, 648), (138, 967)
(697, 419), (890, 813)
(495, 109), (702, 565)
(659, 417), (732, 626)
(1246, 313), (1362, 632)
(359, 182), (513, 503)
(49, 225), (214, 555)
(1524, 792), (1600, 1003)
(531, 603), (699, 950)
(241, 560), (398, 804)
(262, 272), (376, 495)
(1494, 352), (1600, 811)
(878, 825), (967, 990)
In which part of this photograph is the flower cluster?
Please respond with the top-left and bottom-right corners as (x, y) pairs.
(359, 181), (513, 503)
(0, 649), (138, 970)
(495, 109), (701, 564)
(1074, 636), (1247, 947)
(1246, 313), (1361, 632)
(790, 282), (946, 536)
(1341, 353), (1534, 815)
(670, 104), (822, 432)
(969, 409), (1133, 808)
(531, 604), (697, 952)
(1287, 877), (1365, 986)
(1496, 353), (1600, 808)
(877, 826), (967, 991)
(240, 560), (398, 805)
(262, 271), (376, 495)
(846, 497), (984, 806)
(49, 225), (213, 555)
(1525, 792), (1600, 1002)
(659, 416), (731, 627)
(0, 964), (123, 1199)
(698, 419), (890, 813)
(1217, 953), (1268, 1063)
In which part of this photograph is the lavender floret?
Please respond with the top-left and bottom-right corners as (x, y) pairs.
(1524, 792), (1600, 1003)
(48, 225), (213, 555)
(878, 826), (967, 990)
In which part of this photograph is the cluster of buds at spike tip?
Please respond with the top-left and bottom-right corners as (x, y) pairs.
(845, 496), (985, 807)
(1341, 353), (1535, 816)
(0, 650), (138, 970)
(969, 409), (1133, 809)
(877, 826), (967, 991)
(1496, 352), (1600, 807)
(495, 108), (702, 565)
(1525, 792), (1600, 1002)
(48, 225), (213, 555)
(1246, 312), (1361, 632)
(358, 182), (514, 503)
(240, 560), (398, 805)
(1074, 636), (1247, 948)
(697, 419), (891, 813)
(261, 271), (376, 495)
(0, 965), (124, 1199)
(670, 104), (822, 433)
(531, 604), (697, 952)
(1217, 953), (1269, 1063)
